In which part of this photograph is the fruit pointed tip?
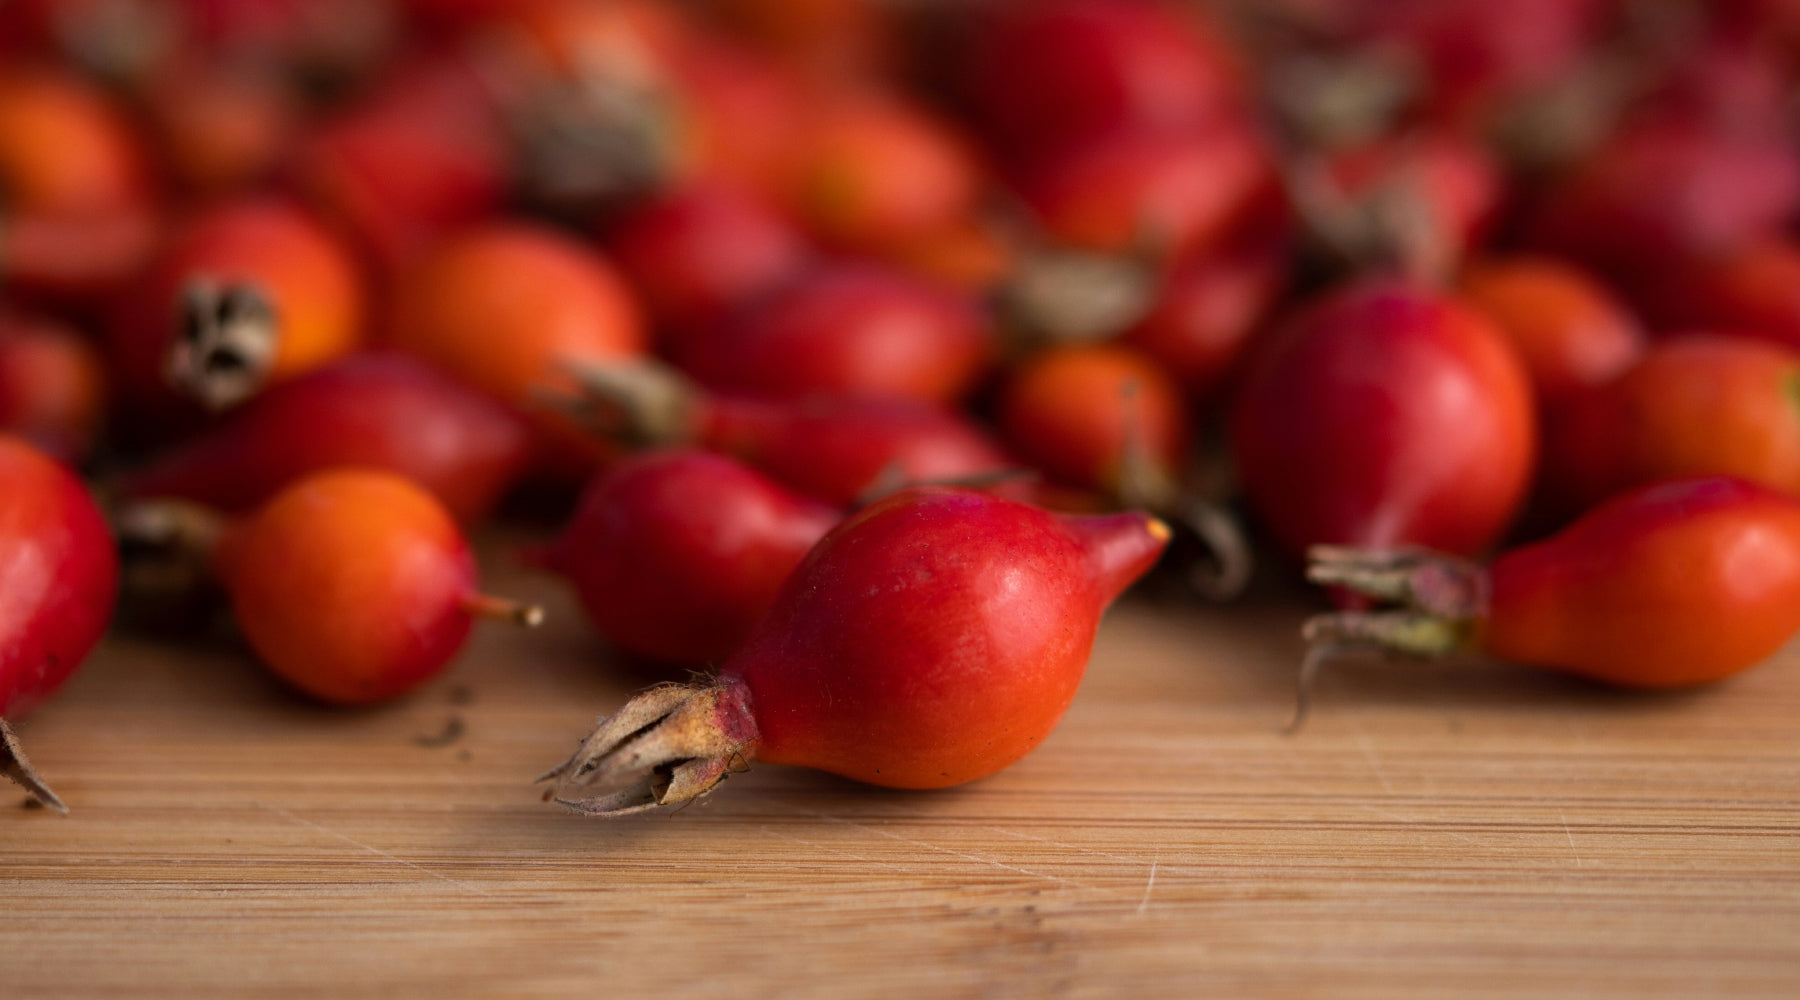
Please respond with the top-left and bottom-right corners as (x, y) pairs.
(1146, 515), (1173, 545)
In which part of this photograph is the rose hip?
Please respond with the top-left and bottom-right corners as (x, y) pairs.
(602, 179), (814, 338)
(670, 262), (994, 405)
(543, 486), (1169, 815)
(110, 198), (366, 413)
(564, 360), (1015, 506)
(1546, 335), (1800, 511)
(545, 450), (838, 664)
(1303, 478), (1800, 708)
(199, 470), (541, 705)
(1458, 256), (1645, 404)
(0, 436), (119, 811)
(1231, 280), (1537, 560)
(122, 353), (532, 523)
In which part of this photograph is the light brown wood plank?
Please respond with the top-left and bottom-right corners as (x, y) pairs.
(4, 562), (1797, 999)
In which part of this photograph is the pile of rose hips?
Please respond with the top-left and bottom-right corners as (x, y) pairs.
(4, 0), (1800, 816)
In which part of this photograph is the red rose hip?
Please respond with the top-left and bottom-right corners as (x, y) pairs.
(544, 486), (1169, 814)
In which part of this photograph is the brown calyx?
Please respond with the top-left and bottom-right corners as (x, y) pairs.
(994, 246), (1159, 351)
(1288, 545), (1490, 731)
(165, 279), (281, 411)
(540, 680), (759, 817)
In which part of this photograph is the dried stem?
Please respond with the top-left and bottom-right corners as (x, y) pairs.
(1, 718), (68, 814)
(461, 593), (545, 628)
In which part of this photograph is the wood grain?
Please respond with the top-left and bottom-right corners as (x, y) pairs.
(3, 558), (1797, 999)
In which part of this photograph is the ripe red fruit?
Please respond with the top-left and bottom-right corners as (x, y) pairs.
(603, 179), (814, 337)
(0, 436), (119, 811)
(110, 198), (366, 413)
(1017, 124), (1273, 261)
(785, 93), (983, 255)
(1458, 256), (1645, 404)
(1528, 122), (1800, 289)
(122, 354), (531, 523)
(0, 65), (156, 301)
(543, 486), (1170, 814)
(566, 361), (1015, 506)
(0, 314), (106, 463)
(1231, 280), (1537, 559)
(292, 53), (509, 273)
(1305, 477), (1800, 698)
(959, 0), (1242, 163)
(387, 221), (647, 472)
(1634, 238), (1800, 350)
(997, 343), (1188, 506)
(1546, 335), (1800, 511)
(206, 470), (540, 705)
(1121, 245), (1284, 403)
(670, 263), (993, 405)
(546, 450), (838, 664)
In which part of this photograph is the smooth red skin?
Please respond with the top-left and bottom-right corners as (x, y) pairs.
(140, 60), (299, 195)
(673, 263), (993, 405)
(1637, 238), (1800, 350)
(551, 450), (838, 664)
(1122, 247), (1283, 403)
(1528, 122), (1800, 289)
(1458, 257), (1646, 404)
(0, 436), (118, 718)
(109, 198), (366, 414)
(997, 344), (1188, 497)
(213, 471), (479, 705)
(387, 222), (646, 409)
(0, 316), (106, 463)
(604, 180), (814, 337)
(291, 53), (509, 274)
(666, 31), (810, 198)
(959, 0), (1241, 163)
(721, 487), (1168, 789)
(696, 394), (1015, 507)
(1231, 281), (1537, 559)
(1545, 336), (1800, 511)
(1485, 477), (1800, 688)
(786, 95), (983, 255)
(122, 354), (532, 523)
(1018, 124), (1273, 259)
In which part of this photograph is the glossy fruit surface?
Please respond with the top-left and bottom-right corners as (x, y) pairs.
(212, 470), (521, 705)
(671, 263), (992, 404)
(388, 222), (646, 410)
(549, 450), (837, 663)
(1483, 478), (1800, 687)
(604, 179), (813, 336)
(997, 343), (1187, 503)
(786, 94), (981, 254)
(1232, 280), (1536, 558)
(0, 436), (119, 719)
(959, 0), (1241, 163)
(1458, 256), (1644, 402)
(545, 486), (1170, 814)
(1018, 125), (1271, 260)
(1547, 335), (1800, 509)
(123, 353), (532, 522)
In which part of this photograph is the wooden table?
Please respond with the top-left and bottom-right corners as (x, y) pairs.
(5, 557), (1798, 999)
